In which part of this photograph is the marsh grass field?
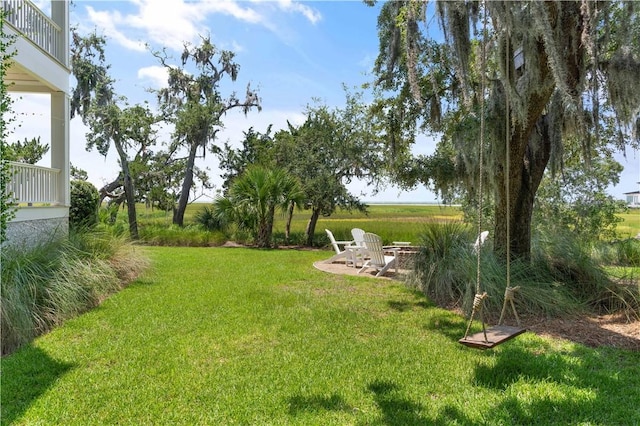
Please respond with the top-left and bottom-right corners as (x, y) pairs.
(617, 209), (640, 238)
(135, 202), (640, 246)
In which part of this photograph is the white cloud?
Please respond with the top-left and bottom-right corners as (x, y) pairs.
(86, 7), (146, 52)
(137, 66), (169, 89)
(203, 0), (263, 24)
(84, 0), (262, 53)
(81, 0), (321, 53)
(276, 0), (322, 24)
(123, 0), (211, 51)
(250, 0), (321, 24)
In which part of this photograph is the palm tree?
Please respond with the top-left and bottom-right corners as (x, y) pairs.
(215, 166), (303, 248)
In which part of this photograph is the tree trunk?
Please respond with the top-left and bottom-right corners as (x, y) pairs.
(114, 139), (138, 239)
(285, 200), (294, 242)
(305, 208), (321, 246)
(173, 142), (199, 226)
(494, 114), (552, 261)
(99, 173), (123, 205)
(256, 204), (276, 248)
(256, 221), (270, 248)
(491, 11), (572, 260)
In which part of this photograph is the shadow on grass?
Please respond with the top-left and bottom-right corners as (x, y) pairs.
(1, 345), (73, 425)
(367, 380), (429, 425)
(437, 343), (640, 425)
(387, 299), (432, 312)
(287, 393), (352, 414)
(422, 314), (467, 342)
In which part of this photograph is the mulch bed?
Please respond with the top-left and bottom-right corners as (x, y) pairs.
(525, 314), (640, 351)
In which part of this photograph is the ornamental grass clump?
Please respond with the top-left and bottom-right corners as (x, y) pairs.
(410, 222), (474, 306)
(411, 223), (638, 320)
(615, 238), (640, 267)
(533, 229), (639, 318)
(0, 229), (149, 355)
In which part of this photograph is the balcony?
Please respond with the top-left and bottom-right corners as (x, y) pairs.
(2, 1), (69, 246)
(2, 0), (66, 66)
(6, 162), (61, 206)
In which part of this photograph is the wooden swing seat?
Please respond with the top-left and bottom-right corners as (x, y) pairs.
(458, 325), (526, 349)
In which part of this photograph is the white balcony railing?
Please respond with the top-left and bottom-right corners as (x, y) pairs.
(2, 0), (65, 65)
(6, 162), (61, 205)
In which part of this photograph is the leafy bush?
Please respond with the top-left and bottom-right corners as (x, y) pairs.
(69, 180), (100, 229)
(0, 229), (149, 355)
(1, 18), (17, 244)
(194, 205), (227, 232)
(271, 231), (308, 247)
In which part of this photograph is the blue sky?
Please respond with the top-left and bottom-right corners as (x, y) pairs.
(13, 0), (640, 202)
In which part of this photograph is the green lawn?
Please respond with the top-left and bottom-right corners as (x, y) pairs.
(3, 246), (639, 425)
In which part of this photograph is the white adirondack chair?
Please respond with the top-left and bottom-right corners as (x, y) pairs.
(358, 232), (398, 277)
(473, 231), (489, 252)
(325, 229), (354, 265)
(349, 228), (367, 267)
(351, 228), (365, 246)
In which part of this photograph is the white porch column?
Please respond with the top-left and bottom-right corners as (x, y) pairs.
(51, 0), (70, 68)
(51, 91), (69, 207)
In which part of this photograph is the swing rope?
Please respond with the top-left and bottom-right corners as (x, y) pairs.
(500, 25), (522, 328)
(462, 3), (522, 344)
(463, 1), (488, 340)
(503, 21), (514, 326)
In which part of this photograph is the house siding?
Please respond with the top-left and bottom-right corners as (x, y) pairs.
(4, 217), (68, 250)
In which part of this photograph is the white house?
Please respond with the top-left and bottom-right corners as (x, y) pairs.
(625, 188), (640, 208)
(3, 0), (70, 247)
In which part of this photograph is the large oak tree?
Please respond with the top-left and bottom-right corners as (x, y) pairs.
(370, 1), (640, 260)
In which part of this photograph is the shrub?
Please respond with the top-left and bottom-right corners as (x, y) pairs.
(0, 229), (149, 355)
(194, 205), (227, 232)
(69, 180), (99, 229)
(271, 231), (308, 247)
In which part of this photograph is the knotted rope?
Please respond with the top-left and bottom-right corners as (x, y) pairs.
(463, 292), (489, 342)
(498, 286), (521, 326)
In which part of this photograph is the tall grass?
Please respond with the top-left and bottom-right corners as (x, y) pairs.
(1, 230), (149, 355)
(408, 222), (473, 305)
(614, 238), (640, 266)
(410, 223), (639, 320)
(138, 224), (227, 247)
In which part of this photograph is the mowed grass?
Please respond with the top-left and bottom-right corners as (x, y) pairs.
(3, 247), (639, 425)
